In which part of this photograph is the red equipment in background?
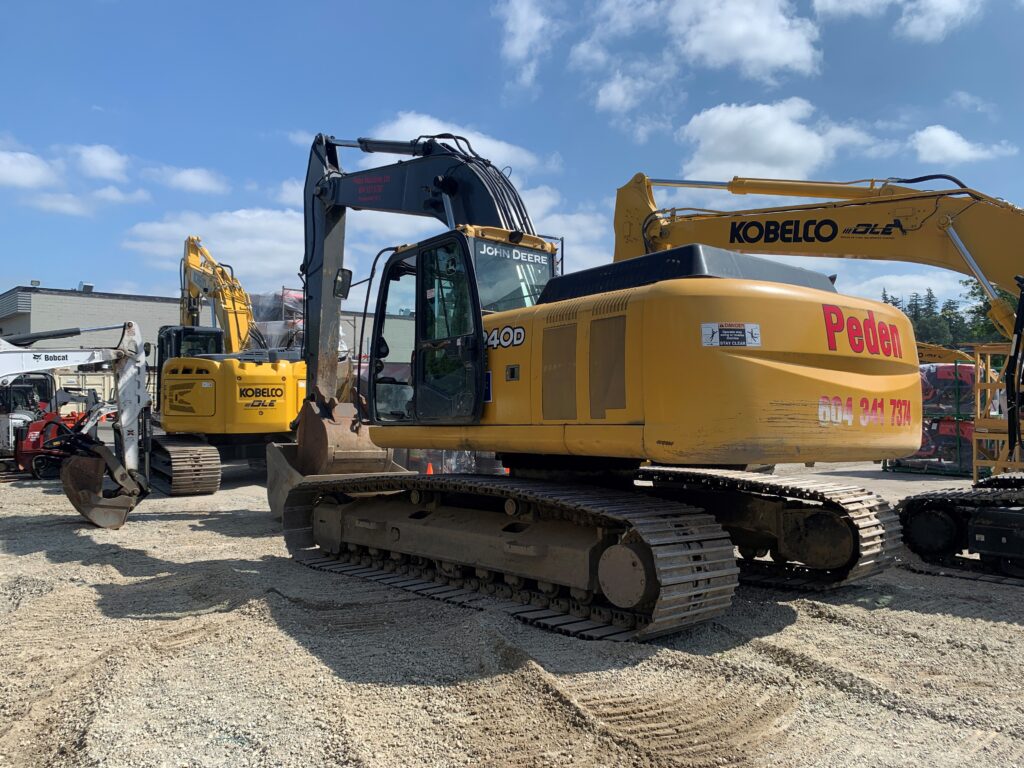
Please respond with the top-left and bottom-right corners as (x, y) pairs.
(14, 409), (95, 479)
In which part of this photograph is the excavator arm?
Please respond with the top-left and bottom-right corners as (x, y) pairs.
(614, 173), (1024, 337)
(180, 235), (264, 353)
(0, 323), (151, 528)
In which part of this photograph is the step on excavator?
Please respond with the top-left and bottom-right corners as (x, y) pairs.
(614, 171), (1024, 579)
(1, 322), (150, 528)
(266, 133), (922, 642)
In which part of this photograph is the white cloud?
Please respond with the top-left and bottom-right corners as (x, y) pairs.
(668, 0), (820, 82)
(569, 0), (665, 70)
(26, 185), (148, 217)
(814, 0), (983, 42)
(27, 193), (92, 216)
(275, 178), (303, 207)
(897, 0), (981, 41)
(287, 130), (314, 147)
(626, 115), (673, 145)
(0, 150), (55, 189)
(595, 71), (652, 113)
(568, 38), (610, 70)
(116, 118), (604, 305)
(121, 205), (447, 297)
(124, 209), (303, 291)
(569, 4), (684, 133)
(749, 255), (968, 306)
(678, 98), (874, 179)
(492, 0), (560, 90)
(68, 144), (129, 182)
(946, 90), (996, 117)
(92, 185), (150, 204)
(909, 125), (1017, 164)
(522, 185), (612, 271)
(843, 270), (965, 304)
(363, 111), (555, 177)
(145, 165), (230, 194)
(813, 0), (894, 15)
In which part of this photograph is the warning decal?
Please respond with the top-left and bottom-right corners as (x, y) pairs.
(701, 322), (762, 348)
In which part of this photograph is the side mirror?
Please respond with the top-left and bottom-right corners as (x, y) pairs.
(143, 342), (152, 357)
(333, 268), (353, 299)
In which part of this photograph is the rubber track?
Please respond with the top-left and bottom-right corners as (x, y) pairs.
(281, 473), (740, 642)
(151, 435), (221, 496)
(897, 484), (1024, 581)
(636, 467), (901, 590)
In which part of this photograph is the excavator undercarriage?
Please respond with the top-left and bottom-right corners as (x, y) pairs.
(278, 464), (900, 640)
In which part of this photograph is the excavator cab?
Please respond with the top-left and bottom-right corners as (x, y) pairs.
(158, 325), (225, 359)
(367, 229), (556, 427)
(369, 233), (486, 425)
(154, 325), (224, 410)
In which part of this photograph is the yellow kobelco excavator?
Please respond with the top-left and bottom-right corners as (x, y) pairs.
(614, 171), (1024, 579)
(263, 133), (924, 642)
(151, 236), (307, 494)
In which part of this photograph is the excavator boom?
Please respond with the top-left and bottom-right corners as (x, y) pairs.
(180, 235), (264, 352)
(615, 173), (1024, 336)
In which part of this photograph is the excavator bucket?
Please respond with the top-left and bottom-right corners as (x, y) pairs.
(60, 454), (137, 529)
(265, 401), (406, 518)
(293, 401), (393, 475)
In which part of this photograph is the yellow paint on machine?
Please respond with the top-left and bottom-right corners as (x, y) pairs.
(161, 357), (307, 435)
(370, 276), (922, 464)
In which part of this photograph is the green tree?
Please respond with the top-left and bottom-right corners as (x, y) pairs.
(923, 288), (939, 317)
(905, 292), (923, 322)
(960, 278), (1016, 342)
(915, 314), (952, 345)
(940, 299), (969, 343)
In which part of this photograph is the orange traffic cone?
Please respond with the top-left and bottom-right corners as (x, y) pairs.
(426, 462), (434, 475)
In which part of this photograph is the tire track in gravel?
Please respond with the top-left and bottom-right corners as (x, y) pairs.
(705, 601), (1024, 766)
(440, 633), (798, 768)
(0, 598), (227, 767)
(562, 682), (793, 768)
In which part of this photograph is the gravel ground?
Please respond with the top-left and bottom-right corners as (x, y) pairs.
(1, 462), (1022, 768)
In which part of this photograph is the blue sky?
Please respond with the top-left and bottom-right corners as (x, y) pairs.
(1, 0), (1021, 309)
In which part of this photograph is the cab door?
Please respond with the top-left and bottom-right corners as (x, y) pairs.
(414, 239), (485, 423)
(369, 235), (485, 426)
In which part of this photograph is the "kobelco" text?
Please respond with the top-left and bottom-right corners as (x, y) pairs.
(239, 386), (285, 398)
(729, 219), (838, 245)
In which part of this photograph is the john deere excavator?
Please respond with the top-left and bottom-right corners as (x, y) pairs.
(613, 171), (1024, 579)
(151, 236), (307, 494)
(263, 133), (923, 642)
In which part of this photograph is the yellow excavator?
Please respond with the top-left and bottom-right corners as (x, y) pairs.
(614, 171), (1024, 578)
(265, 133), (924, 642)
(150, 236), (307, 494)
